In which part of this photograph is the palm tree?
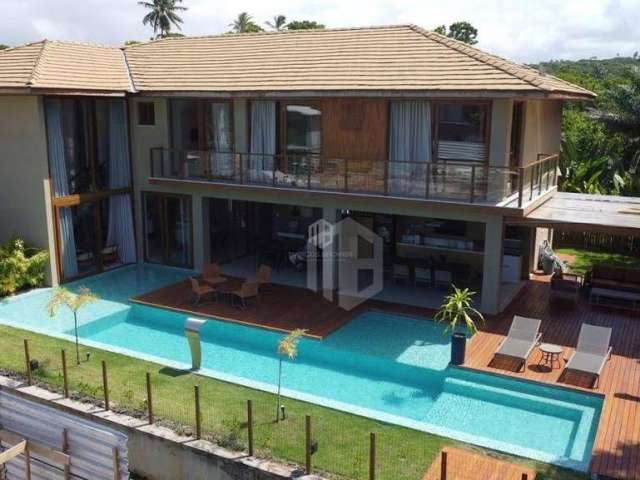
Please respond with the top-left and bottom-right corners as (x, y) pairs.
(138, 0), (188, 39)
(275, 328), (306, 421)
(434, 286), (484, 335)
(229, 12), (263, 33)
(47, 287), (98, 365)
(265, 15), (287, 31)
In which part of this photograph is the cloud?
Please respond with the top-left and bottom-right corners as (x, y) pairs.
(2, 0), (639, 62)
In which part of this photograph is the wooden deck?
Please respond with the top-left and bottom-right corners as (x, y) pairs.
(423, 447), (537, 480)
(466, 279), (640, 480)
(132, 277), (640, 479)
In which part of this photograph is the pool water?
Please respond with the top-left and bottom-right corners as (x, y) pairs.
(0, 264), (602, 471)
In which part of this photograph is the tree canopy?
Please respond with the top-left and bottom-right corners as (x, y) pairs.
(138, 0), (187, 39)
(229, 12), (263, 33)
(0, 44), (9, 50)
(265, 15), (287, 31)
(434, 21), (478, 45)
(286, 20), (325, 30)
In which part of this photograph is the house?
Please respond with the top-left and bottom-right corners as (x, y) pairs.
(0, 25), (602, 314)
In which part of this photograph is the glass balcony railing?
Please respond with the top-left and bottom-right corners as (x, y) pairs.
(149, 148), (558, 208)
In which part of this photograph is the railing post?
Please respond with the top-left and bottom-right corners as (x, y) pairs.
(61, 349), (69, 398)
(469, 165), (476, 203)
(529, 164), (535, 201)
(425, 163), (431, 199)
(522, 474), (528, 480)
(307, 156), (312, 189)
(344, 159), (349, 192)
(440, 449), (448, 480)
(238, 153), (244, 184)
(369, 432), (376, 480)
(247, 400), (254, 456)
(194, 385), (201, 440)
(538, 161), (543, 195)
(272, 154), (277, 187)
(24, 339), (32, 386)
(383, 160), (389, 196)
(517, 167), (524, 208)
(102, 361), (109, 410)
(146, 372), (154, 424)
(305, 415), (312, 474)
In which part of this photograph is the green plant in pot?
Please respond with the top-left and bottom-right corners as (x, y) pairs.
(435, 286), (484, 365)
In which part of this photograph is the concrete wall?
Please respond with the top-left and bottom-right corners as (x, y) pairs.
(0, 95), (57, 284)
(521, 99), (563, 165)
(487, 99), (514, 201)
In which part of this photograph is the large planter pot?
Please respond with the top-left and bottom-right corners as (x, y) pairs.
(450, 332), (467, 366)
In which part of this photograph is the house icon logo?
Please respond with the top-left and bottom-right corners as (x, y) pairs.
(307, 217), (383, 311)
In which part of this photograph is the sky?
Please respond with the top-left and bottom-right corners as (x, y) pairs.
(2, 0), (640, 63)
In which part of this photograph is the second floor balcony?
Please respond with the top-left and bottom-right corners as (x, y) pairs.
(149, 148), (559, 210)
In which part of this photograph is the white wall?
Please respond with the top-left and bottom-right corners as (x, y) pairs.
(0, 95), (57, 283)
(522, 99), (563, 165)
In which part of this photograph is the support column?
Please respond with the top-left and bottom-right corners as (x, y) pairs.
(481, 216), (504, 315)
(322, 206), (338, 297)
(192, 194), (204, 271)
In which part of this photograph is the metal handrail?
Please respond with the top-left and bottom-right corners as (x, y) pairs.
(150, 147), (556, 207)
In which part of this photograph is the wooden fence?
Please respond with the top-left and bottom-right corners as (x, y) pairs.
(554, 229), (640, 256)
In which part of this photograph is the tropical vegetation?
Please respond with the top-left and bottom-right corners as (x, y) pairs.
(434, 21), (478, 45)
(536, 57), (640, 196)
(275, 328), (306, 421)
(435, 286), (484, 335)
(0, 238), (48, 297)
(138, 0), (188, 38)
(46, 287), (98, 365)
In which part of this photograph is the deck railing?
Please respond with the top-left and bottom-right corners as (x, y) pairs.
(150, 148), (558, 207)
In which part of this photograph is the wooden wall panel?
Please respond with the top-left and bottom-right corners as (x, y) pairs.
(321, 98), (388, 161)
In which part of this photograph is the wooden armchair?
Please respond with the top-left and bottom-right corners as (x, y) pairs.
(203, 262), (226, 286)
(256, 264), (272, 290)
(232, 281), (259, 309)
(190, 277), (214, 305)
(550, 271), (582, 304)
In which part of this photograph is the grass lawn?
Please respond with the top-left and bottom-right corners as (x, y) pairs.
(556, 247), (640, 276)
(0, 324), (587, 480)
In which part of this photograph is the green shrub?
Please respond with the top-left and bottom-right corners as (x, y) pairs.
(0, 238), (48, 296)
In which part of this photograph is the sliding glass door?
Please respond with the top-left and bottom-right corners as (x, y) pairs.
(143, 193), (193, 268)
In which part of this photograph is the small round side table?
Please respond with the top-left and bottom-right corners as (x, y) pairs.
(538, 343), (563, 369)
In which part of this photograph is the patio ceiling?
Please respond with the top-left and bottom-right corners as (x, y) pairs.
(508, 192), (640, 235)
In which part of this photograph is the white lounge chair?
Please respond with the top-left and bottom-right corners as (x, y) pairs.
(494, 315), (542, 372)
(564, 324), (612, 388)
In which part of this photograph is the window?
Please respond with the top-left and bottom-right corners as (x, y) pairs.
(285, 104), (321, 155)
(436, 103), (489, 162)
(438, 103), (487, 143)
(169, 100), (233, 152)
(138, 102), (155, 126)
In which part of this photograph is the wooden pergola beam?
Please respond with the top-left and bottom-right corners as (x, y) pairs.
(0, 440), (26, 465)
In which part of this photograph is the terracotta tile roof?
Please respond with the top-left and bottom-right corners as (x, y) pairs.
(0, 25), (594, 98)
(123, 24), (594, 98)
(0, 40), (131, 93)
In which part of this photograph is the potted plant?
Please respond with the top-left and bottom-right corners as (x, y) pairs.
(47, 287), (98, 365)
(275, 328), (306, 422)
(435, 286), (484, 365)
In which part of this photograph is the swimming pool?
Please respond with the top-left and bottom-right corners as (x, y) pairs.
(0, 264), (602, 471)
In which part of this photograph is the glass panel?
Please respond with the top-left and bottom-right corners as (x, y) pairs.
(286, 104), (321, 173)
(94, 100), (110, 190)
(165, 196), (192, 267)
(438, 104), (487, 143)
(143, 193), (164, 264)
(59, 98), (92, 195)
(69, 202), (99, 277)
(170, 100), (200, 151)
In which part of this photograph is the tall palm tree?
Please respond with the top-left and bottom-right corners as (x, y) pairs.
(265, 15), (287, 31)
(229, 12), (263, 33)
(138, 0), (188, 39)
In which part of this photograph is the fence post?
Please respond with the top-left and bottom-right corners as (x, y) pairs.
(61, 349), (69, 398)
(440, 449), (448, 480)
(62, 429), (70, 480)
(194, 385), (201, 440)
(24, 339), (32, 386)
(24, 444), (32, 480)
(369, 432), (376, 480)
(112, 447), (120, 480)
(521, 474), (528, 480)
(305, 415), (312, 474)
(247, 400), (254, 456)
(146, 372), (154, 424)
(102, 361), (109, 410)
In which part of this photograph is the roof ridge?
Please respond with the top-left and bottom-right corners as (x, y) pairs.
(119, 47), (137, 93)
(27, 40), (48, 86)
(124, 24), (413, 49)
(0, 39), (47, 54)
(408, 25), (546, 90)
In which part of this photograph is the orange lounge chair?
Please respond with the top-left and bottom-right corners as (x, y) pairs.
(190, 277), (214, 305)
(232, 281), (259, 309)
(203, 262), (226, 286)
